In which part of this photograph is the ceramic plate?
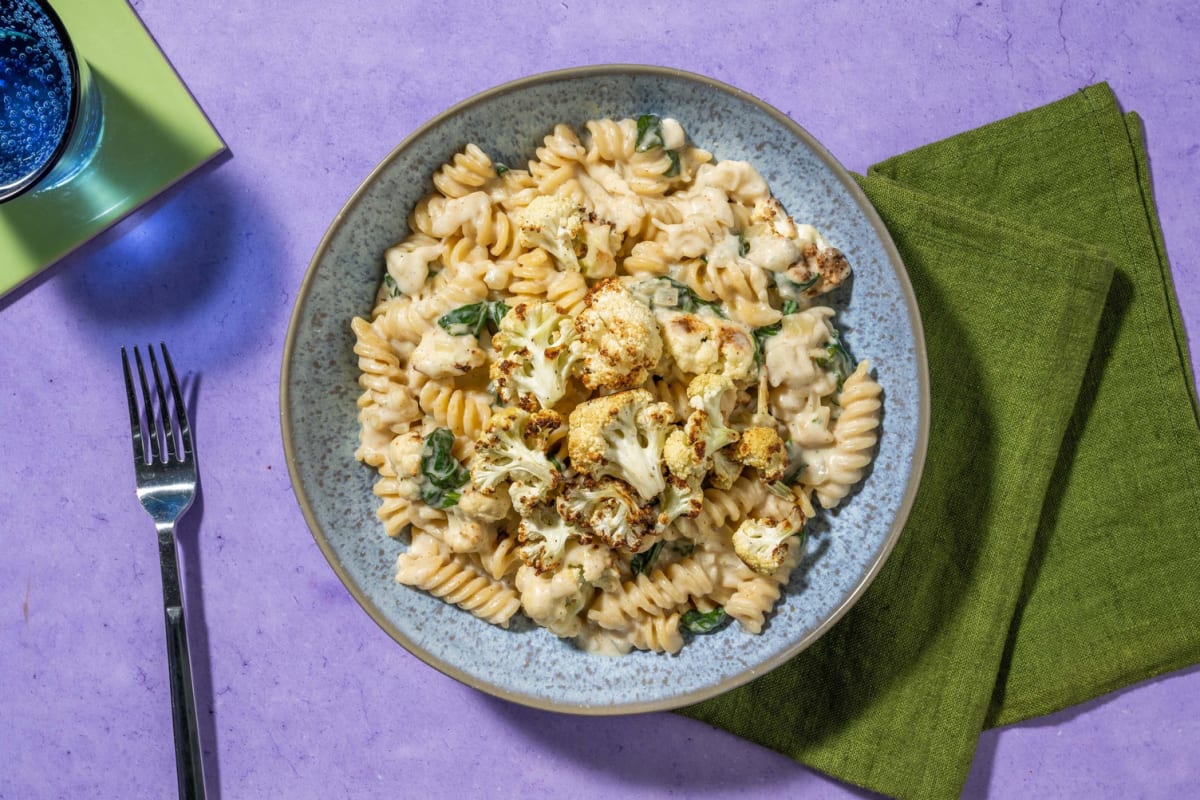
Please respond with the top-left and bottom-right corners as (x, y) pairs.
(281, 65), (928, 713)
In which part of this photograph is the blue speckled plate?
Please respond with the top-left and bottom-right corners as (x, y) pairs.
(281, 65), (929, 714)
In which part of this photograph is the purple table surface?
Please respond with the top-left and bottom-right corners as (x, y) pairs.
(2, 1), (1197, 798)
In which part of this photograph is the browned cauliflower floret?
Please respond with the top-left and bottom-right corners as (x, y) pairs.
(656, 475), (704, 532)
(663, 374), (741, 486)
(732, 513), (805, 575)
(776, 224), (853, 301)
(663, 428), (706, 482)
(490, 302), (581, 411)
(516, 505), (582, 574)
(730, 426), (787, 482)
(567, 389), (675, 501)
(574, 278), (663, 392)
(556, 475), (657, 551)
(516, 195), (587, 271)
(514, 541), (618, 635)
(658, 310), (756, 382)
(471, 407), (564, 512)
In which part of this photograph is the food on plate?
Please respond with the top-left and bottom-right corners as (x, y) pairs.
(351, 115), (881, 654)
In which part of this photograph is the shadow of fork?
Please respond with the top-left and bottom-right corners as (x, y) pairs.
(175, 373), (222, 799)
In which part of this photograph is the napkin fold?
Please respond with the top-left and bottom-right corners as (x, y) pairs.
(680, 84), (1200, 800)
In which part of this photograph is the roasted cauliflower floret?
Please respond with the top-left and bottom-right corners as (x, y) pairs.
(709, 450), (744, 491)
(663, 374), (741, 483)
(663, 428), (706, 482)
(490, 301), (582, 410)
(567, 389), (675, 501)
(656, 475), (704, 532)
(557, 476), (657, 551)
(470, 407), (564, 512)
(775, 224), (853, 301)
(658, 310), (756, 382)
(574, 278), (664, 392)
(730, 425), (787, 482)
(516, 194), (587, 271)
(515, 504), (581, 574)
(732, 513), (805, 575)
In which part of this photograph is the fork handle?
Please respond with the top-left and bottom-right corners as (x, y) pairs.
(165, 604), (206, 799)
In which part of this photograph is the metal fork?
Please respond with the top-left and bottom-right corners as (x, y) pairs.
(121, 343), (206, 800)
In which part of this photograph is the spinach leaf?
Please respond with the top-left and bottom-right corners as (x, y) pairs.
(737, 231), (750, 257)
(630, 541), (665, 576)
(781, 299), (799, 315)
(663, 149), (680, 177)
(383, 273), (402, 298)
(437, 300), (510, 337)
(681, 607), (729, 634)
(494, 162), (510, 176)
(779, 274), (820, 301)
(752, 321), (781, 367)
(419, 428), (469, 509)
(782, 460), (806, 487)
(671, 540), (695, 557)
(635, 114), (665, 151)
(815, 329), (855, 387)
(648, 277), (726, 317)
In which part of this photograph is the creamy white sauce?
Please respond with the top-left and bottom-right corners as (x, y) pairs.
(428, 191), (492, 238)
(385, 241), (443, 296)
(577, 166), (645, 233)
(410, 326), (484, 378)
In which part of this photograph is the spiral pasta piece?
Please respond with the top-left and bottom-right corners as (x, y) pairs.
(395, 541), (522, 627)
(587, 559), (713, 631)
(672, 259), (780, 328)
(432, 143), (496, 198)
(813, 360), (882, 509)
(372, 264), (490, 344)
(628, 612), (685, 654)
(373, 477), (446, 537)
(413, 376), (493, 439)
(584, 118), (637, 163)
(724, 551), (798, 634)
(470, 534), (522, 582)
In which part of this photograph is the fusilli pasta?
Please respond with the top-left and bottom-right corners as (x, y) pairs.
(352, 114), (879, 655)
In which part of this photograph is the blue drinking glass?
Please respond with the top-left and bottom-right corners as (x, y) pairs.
(0, 0), (102, 202)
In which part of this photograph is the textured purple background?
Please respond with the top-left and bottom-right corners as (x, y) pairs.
(2, 1), (1197, 798)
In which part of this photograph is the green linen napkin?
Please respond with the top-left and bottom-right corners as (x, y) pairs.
(680, 83), (1200, 800)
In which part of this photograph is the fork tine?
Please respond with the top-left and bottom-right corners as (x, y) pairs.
(133, 346), (162, 464)
(121, 347), (147, 465)
(147, 344), (177, 461)
(160, 343), (193, 459)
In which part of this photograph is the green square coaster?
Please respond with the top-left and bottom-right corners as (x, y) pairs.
(0, 0), (226, 297)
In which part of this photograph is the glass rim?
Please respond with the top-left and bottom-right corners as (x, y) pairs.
(0, 0), (85, 203)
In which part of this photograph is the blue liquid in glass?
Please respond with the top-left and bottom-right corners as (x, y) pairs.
(0, 0), (74, 195)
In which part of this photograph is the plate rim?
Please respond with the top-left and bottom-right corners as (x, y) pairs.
(279, 63), (930, 715)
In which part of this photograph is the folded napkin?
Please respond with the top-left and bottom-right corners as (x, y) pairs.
(680, 83), (1200, 800)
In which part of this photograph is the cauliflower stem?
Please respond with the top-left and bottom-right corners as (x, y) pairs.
(568, 389), (675, 501)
